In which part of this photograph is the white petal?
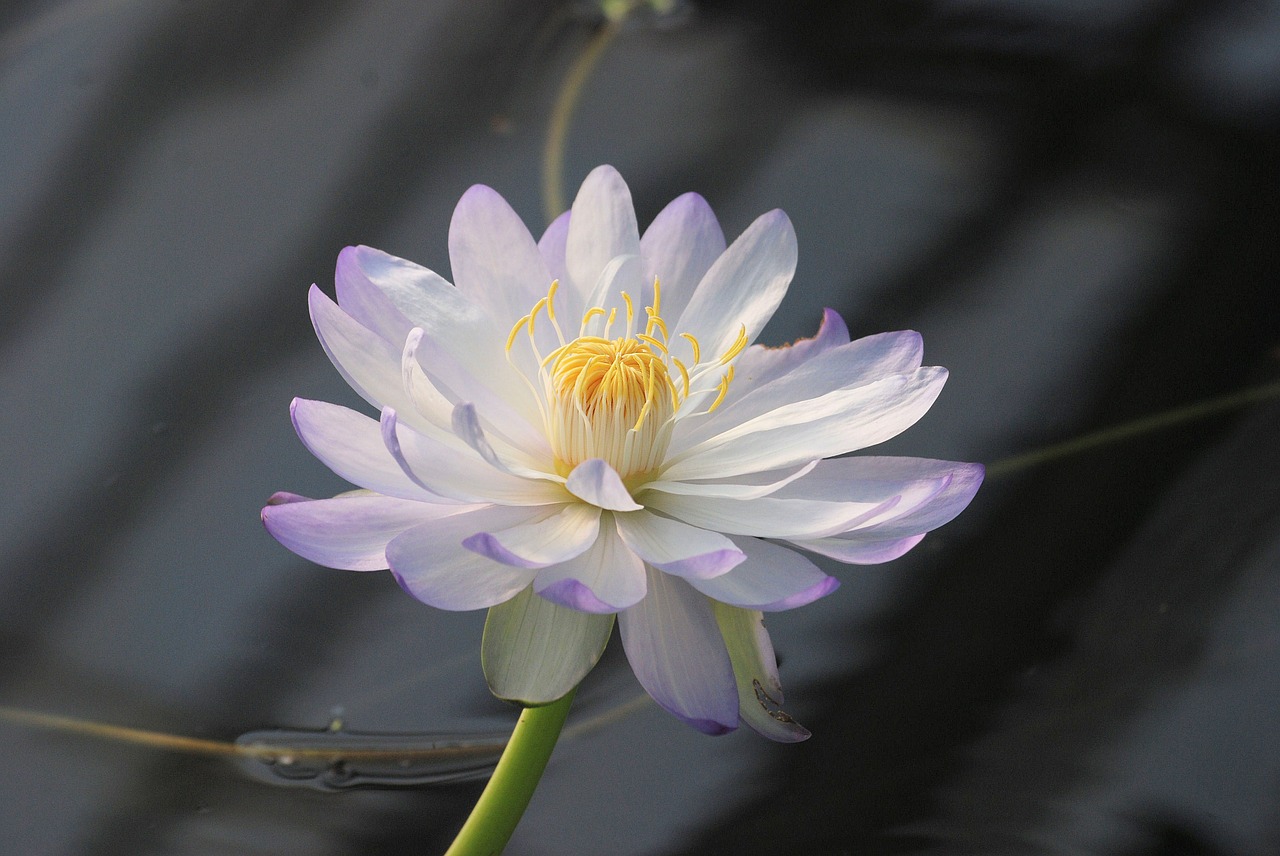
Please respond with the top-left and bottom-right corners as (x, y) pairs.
(791, 533), (925, 565)
(641, 461), (817, 500)
(729, 307), (850, 393)
(309, 286), (420, 425)
(538, 210), (572, 287)
(565, 166), (641, 306)
(613, 510), (744, 579)
(261, 492), (464, 571)
(663, 367), (948, 481)
(290, 398), (441, 502)
(645, 489), (893, 539)
(713, 602), (810, 742)
(333, 245), (426, 345)
(565, 459), (642, 511)
(482, 586), (614, 705)
(463, 503), (601, 568)
(674, 209), (796, 362)
(450, 402), (550, 477)
(578, 254), (646, 338)
(385, 506), (542, 610)
(380, 407), (564, 505)
(675, 329), (924, 451)
(687, 537), (839, 611)
(449, 184), (552, 328)
(533, 522), (646, 613)
(639, 192), (726, 324)
(618, 568), (738, 734)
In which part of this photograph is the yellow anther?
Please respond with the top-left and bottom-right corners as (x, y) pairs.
(707, 369), (733, 413)
(680, 332), (701, 365)
(719, 325), (748, 365)
(671, 357), (691, 399)
(621, 292), (635, 335)
(527, 297), (547, 337)
(636, 333), (667, 354)
(581, 306), (606, 331)
(603, 307), (617, 337)
(645, 313), (669, 342)
(651, 277), (662, 316)
(546, 279), (559, 321)
(506, 315), (530, 353)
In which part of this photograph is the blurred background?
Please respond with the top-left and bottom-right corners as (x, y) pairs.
(1, 1), (1278, 853)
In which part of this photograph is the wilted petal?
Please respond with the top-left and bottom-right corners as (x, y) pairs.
(386, 506), (543, 610)
(687, 537), (839, 611)
(261, 492), (465, 571)
(614, 510), (744, 579)
(533, 523), (646, 613)
(619, 568), (738, 734)
(714, 602), (810, 742)
(674, 209), (796, 362)
(483, 586), (614, 705)
(464, 503), (601, 568)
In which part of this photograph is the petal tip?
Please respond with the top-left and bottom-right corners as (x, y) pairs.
(536, 578), (619, 614)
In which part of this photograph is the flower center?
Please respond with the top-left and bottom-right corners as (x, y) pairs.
(506, 277), (748, 481)
(545, 335), (677, 478)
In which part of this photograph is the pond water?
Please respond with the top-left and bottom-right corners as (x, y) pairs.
(2, 1), (1278, 854)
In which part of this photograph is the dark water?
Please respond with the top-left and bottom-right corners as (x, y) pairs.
(2, 1), (1277, 854)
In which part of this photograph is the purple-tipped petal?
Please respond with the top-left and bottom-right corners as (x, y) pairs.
(614, 510), (744, 579)
(619, 568), (738, 734)
(262, 493), (459, 571)
(533, 524), (646, 613)
(793, 532), (926, 564)
(462, 503), (600, 568)
(449, 184), (552, 328)
(538, 210), (572, 287)
(687, 537), (839, 612)
(385, 506), (543, 610)
(290, 398), (440, 502)
(639, 191), (726, 322)
(565, 459), (642, 511)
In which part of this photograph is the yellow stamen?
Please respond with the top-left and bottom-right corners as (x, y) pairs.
(719, 325), (748, 365)
(506, 315), (530, 353)
(680, 332), (701, 364)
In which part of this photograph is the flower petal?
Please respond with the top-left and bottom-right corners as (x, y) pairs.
(618, 568), (738, 734)
(640, 461), (817, 500)
(687, 538), (839, 611)
(613, 511), (744, 579)
(261, 492), (464, 571)
(713, 602), (810, 742)
(565, 165), (641, 304)
(729, 307), (850, 393)
(385, 505), (542, 610)
(309, 286), (419, 423)
(482, 586), (614, 705)
(674, 208), (796, 362)
(380, 407), (563, 505)
(793, 533), (926, 564)
(664, 367), (948, 481)
(449, 184), (552, 329)
(539, 210), (572, 287)
(639, 191), (726, 323)
(333, 245), (434, 345)
(564, 459), (642, 511)
(533, 521), (646, 613)
(645, 489), (893, 539)
(290, 398), (440, 502)
(675, 328), (924, 451)
(463, 503), (601, 568)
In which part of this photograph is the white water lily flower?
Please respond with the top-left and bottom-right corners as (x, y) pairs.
(262, 166), (982, 739)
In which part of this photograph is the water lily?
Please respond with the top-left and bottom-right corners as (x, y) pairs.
(262, 166), (982, 739)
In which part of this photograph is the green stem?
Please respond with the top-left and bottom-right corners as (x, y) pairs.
(443, 689), (576, 856)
